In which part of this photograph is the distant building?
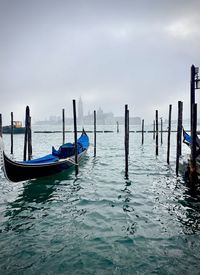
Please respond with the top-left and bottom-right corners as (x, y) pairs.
(114, 116), (141, 125)
(34, 98), (141, 125)
(49, 115), (61, 122)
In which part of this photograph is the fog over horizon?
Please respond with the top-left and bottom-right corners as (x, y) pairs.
(0, 0), (200, 125)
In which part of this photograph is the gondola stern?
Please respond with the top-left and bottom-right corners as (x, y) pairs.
(0, 137), (12, 182)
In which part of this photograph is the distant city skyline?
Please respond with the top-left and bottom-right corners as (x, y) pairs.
(35, 99), (141, 125)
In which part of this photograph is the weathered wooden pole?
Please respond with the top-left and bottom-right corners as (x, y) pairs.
(23, 108), (28, 161)
(125, 104), (129, 179)
(160, 117), (163, 145)
(127, 109), (129, 155)
(94, 110), (96, 157)
(0, 114), (2, 137)
(190, 65), (196, 135)
(11, 112), (14, 154)
(23, 106), (32, 161)
(27, 115), (32, 160)
(117, 121), (119, 133)
(156, 110), (158, 156)
(179, 101), (183, 156)
(62, 108), (65, 145)
(73, 99), (78, 176)
(190, 103), (197, 184)
(153, 120), (155, 140)
(176, 101), (183, 176)
(142, 119), (144, 145)
(167, 104), (172, 164)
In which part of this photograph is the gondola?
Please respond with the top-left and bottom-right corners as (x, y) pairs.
(1, 129), (89, 182)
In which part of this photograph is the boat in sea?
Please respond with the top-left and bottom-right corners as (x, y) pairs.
(3, 121), (25, 134)
(0, 129), (89, 182)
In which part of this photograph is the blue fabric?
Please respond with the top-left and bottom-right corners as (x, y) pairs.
(183, 130), (192, 145)
(22, 132), (89, 164)
(52, 132), (89, 159)
(22, 154), (59, 164)
(77, 134), (89, 150)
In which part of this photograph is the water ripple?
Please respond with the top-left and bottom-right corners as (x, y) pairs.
(0, 130), (200, 274)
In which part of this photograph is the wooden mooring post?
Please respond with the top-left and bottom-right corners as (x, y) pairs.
(156, 111), (158, 156)
(190, 65), (196, 134)
(73, 99), (78, 176)
(160, 117), (163, 145)
(142, 119), (144, 145)
(176, 101), (183, 176)
(62, 108), (65, 145)
(0, 114), (2, 137)
(117, 121), (119, 133)
(28, 116), (32, 160)
(11, 112), (14, 155)
(153, 120), (155, 140)
(127, 109), (129, 155)
(190, 103), (197, 184)
(167, 104), (172, 164)
(94, 110), (96, 157)
(125, 104), (129, 179)
(23, 106), (32, 161)
(189, 64), (198, 185)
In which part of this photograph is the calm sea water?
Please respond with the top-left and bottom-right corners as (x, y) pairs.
(0, 124), (200, 275)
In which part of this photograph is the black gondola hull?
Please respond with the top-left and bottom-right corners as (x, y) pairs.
(3, 151), (86, 182)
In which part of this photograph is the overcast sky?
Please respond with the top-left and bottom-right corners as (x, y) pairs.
(0, 0), (200, 124)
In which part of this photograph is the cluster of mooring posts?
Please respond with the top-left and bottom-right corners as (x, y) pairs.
(189, 65), (200, 186)
(123, 100), (184, 180)
(123, 65), (200, 187)
(0, 65), (199, 184)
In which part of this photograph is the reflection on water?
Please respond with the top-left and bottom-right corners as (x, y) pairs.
(178, 187), (200, 235)
(2, 165), (83, 233)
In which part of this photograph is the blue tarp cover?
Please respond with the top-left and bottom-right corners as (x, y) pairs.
(52, 133), (89, 159)
(21, 154), (59, 164)
(183, 131), (192, 145)
(22, 132), (89, 164)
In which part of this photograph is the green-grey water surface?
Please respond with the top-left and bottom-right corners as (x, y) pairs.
(0, 125), (200, 274)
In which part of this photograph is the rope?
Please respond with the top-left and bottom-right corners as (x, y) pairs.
(65, 157), (79, 166)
